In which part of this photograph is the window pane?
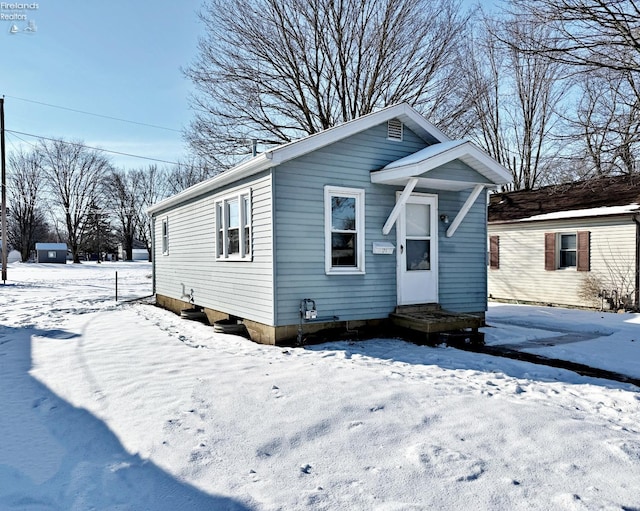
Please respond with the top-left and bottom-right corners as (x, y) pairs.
(331, 196), (356, 231)
(406, 204), (430, 237)
(331, 233), (356, 266)
(406, 239), (430, 270)
(244, 227), (250, 256)
(228, 228), (239, 254)
(243, 196), (250, 226)
(217, 229), (223, 256)
(561, 234), (576, 250)
(227, 199), (239, 229)
(560, 250), (576, 268)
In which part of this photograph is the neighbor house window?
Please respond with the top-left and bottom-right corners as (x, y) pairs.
(545, 231), (590, 271)
(162, 218), (169, 255)
(324, 186), (365, 274)
(47, 251), (56, 259)
(489, 235), (499, 269)
(215, 189), (252, 260)
(559, 234), (576, 268)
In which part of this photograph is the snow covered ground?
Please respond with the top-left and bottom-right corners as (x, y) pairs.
(1, 262), (639, 510)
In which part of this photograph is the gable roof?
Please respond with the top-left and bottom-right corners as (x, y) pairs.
(149, 103), (450, 214)
(371, 139), (511, 191)
(488, 174), (640, 223)
(35, 243), (67, 250)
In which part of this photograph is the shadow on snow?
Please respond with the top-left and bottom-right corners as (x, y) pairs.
(0, 324), (253, 511)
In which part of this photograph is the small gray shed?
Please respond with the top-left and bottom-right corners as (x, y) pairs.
(35, 243), (68, 264)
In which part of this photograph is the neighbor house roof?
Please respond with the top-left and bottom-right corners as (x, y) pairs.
(35, 243), (67, 250)
(488, 174), (640, 223)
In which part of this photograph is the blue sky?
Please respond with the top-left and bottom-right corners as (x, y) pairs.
(2, 0), (203, 168)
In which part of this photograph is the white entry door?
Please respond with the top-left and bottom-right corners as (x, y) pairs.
(397, 194), (438, 305)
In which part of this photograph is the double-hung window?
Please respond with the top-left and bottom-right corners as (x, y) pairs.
(324, 186), (365, 274)
(545, 231), (590, 271)
(161, 218), (169, 255)
(216, 189), (252, 260)
(559, 233), (576, 268)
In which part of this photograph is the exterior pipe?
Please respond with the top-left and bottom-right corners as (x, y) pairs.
(634, 214), (640, 310)
(151, 216), (156, 295)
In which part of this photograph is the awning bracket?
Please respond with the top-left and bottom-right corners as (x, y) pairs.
(382, 177), (419, 235)
(446, 184), (485, 238)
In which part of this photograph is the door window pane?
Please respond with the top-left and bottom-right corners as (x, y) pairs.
(406, 203), (430, 236)
(406, 239), (430, 270)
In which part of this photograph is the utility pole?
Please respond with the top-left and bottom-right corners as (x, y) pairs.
(1, 97), (7, 284)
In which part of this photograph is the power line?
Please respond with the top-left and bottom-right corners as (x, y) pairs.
(6, 129), (184, 166)
(4, 94), (183, 133)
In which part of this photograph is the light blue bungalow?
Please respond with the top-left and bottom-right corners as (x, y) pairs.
(148, 103), (511, 344)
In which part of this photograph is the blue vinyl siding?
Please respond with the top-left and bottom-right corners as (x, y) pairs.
(153, 172), (274, 324)
(273, 124), (489, 325)
(437, 188), (488, 312)
(153, 121), (491, 329)
(273, 124), (425, 325)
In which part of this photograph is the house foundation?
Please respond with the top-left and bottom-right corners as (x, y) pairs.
(155, 294), (485, 346)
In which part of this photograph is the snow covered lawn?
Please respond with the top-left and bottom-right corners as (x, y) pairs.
(1, 262), (639, 510)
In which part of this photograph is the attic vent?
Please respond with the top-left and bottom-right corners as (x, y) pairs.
(387, 119), (403, 141)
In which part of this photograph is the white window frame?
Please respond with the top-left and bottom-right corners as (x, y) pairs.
(324, 185), (365, 275)
(215, 188), (252, 261)
(161, 217), (169, 255)
(558, 232), (577, 269)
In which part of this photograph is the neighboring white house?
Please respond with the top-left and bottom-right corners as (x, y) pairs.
(488, 174), (640, 310)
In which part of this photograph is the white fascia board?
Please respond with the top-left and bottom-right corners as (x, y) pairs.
(373, 140), (512, 186)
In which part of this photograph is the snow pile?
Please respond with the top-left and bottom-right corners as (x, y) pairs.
(1, 262), (639, 510)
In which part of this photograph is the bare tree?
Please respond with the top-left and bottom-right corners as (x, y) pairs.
(164, 157), (218, 195)
(454, 14), (569, 189)
(104, 169), (138, 261)
(570, 69), (640, 177)
(507, 0), (640, 77)
(133, 164), (171, 261)
(39, 139), (113, 263)
(6, 148), (49, 261)
(499, 1), (640, 182)
(185, 0), (470, 166)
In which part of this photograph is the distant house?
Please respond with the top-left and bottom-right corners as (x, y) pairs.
(35, 243), (68, 264)
(118, 239), (149, 261)
(148, 103), (511, 344)
(0, 240), (21, 263)
(488, 174), (640, 310)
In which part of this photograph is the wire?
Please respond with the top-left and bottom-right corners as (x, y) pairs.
(4, 94), (183, 133)
(6, 129), (185, 166)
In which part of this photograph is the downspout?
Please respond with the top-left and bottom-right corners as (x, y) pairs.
(634, 214), (640, 310)
(151, 215), (156, 295)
